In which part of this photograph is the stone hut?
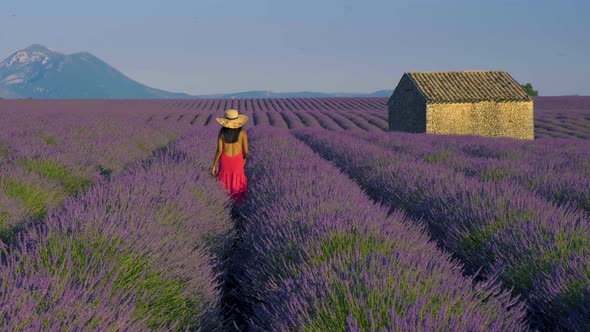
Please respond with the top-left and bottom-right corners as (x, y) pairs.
(386, 71), (534, 139)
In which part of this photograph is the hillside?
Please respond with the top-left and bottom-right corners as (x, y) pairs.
(0, 44), (392, 99)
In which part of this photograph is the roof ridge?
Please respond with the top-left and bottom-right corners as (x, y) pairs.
(406, 70), (506, 74)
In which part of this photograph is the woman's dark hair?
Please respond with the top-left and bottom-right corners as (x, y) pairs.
(219, 127), (242, 143)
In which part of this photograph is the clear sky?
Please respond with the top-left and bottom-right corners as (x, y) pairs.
(0, 0), (588, 95)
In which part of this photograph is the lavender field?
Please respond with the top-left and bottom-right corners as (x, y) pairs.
(0, 96), (588, 331)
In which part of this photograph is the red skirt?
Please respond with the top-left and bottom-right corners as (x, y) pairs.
(216, 150), (247, 205)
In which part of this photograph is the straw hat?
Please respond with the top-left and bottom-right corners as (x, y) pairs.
(216, 109), (249, 128)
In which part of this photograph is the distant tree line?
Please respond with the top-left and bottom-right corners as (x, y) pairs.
(521, 83), (538, 97)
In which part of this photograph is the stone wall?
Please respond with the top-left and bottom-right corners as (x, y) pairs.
(388, 75), (427, 133)
(425, 100), (534, 140)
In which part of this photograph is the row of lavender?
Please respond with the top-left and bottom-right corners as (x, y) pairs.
(157, 96), (590, 140)
(534, 96), (590, 140)
(214, 126), (528, 330)
(4, 97), (589, 139)
(0, 130), (235, 330)
(294, 128), (590, 330)
(344, 130), (590, 214)
(163, 107), (389, 131)
(0, 104), (189, 244)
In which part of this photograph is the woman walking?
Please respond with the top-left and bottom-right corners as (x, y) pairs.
(211, 109), (249, 206)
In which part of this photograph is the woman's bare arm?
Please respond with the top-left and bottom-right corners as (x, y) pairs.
(212, 131), (223, 167)
(242, 130), (249, 160)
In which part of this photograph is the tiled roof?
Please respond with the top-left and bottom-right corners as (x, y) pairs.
(404, 71), (533, 103)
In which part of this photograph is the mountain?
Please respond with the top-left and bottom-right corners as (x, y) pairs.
(0, 44), (194, 99)
(0, 44), (393, 99)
